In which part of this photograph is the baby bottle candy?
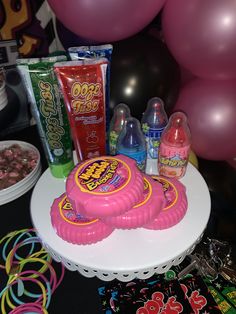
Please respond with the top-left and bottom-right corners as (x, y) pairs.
(109, 103), (131, 155)
(117, 117), (147, 172)
(141, 97), (168, 160)
(158, 111), (191, 179)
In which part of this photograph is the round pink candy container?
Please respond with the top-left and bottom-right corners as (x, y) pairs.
(50, 193), (114, 245)
(66, 155), (144, 218)
(144, 176), (188, 230)
(102, 175), (165, 229)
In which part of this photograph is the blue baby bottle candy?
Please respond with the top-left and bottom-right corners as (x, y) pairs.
(117, 117), (147, 172)
(109, 103), (131, 155)
(141, 97), (168, 160)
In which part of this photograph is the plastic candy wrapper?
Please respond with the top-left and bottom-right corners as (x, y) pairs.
(98, 258), (223, 313)
(98, 237), (236, 313)
(54, 59), (108, 162)
(205, 275), (236, 313)
(17, 56), (74, 178)
(99, 278), (194, 313)
(68, 45), (113, 62)
(68, 45), (113, 153)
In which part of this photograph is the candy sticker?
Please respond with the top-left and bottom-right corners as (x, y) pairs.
(75, 157), (131, 194)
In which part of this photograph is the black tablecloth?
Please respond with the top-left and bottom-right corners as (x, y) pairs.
(0, 125), (235, 314)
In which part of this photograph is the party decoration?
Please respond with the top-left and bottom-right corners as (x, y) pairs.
(162, 0), (236, 80)
(0, 229), (64, 314)
(226, 157), (236, 170)
(110, 34), (181, 120)
(47, 0), (166, 42)
(158, 111), (191, 179)
(174, 79), (236, 160)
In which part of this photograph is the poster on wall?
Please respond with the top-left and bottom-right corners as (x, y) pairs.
(0, 0), (58, 62)
(0, 0), (61, 137)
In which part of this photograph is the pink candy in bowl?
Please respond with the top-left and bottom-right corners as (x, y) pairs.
(0, 141), (41, 205)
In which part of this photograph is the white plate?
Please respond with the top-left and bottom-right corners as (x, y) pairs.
(0, 141), (41, 205)
(30, 161), (211, 281)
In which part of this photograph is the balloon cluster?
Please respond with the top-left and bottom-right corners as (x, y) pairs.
(162, 0), (236, 160)
(49, 0), (236, 160)
(110, 34), (181, 120)
(49, 1), (180, 120)
(0, 229), (64, 314)
(48, 0), (166, 43)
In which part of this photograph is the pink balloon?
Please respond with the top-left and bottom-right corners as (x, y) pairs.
(162, 0), (236, 80)
(48, 0), (166, 42)
(180, 66), (196, 87)
(226, 158), (236, 169)
(174, 79), (236, 160)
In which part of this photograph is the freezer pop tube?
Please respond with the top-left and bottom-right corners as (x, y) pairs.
(68, 45), (113, 153)
(54, 59), (108, 162)
(17, 56), (74, 178)
(68, 45), (113, 62)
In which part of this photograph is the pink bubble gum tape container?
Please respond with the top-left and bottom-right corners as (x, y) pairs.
(144, 176), (188, 230)
(50, 193), (114, 245)
(66, 155), (144, 218)
(102, 175), (165, 229)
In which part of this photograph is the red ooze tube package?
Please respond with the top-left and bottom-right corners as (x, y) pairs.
(54, 59), (108, 162)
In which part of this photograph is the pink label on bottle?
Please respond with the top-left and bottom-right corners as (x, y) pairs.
(59, 195), (98, 225)
(75, 157), (130, 193)
(158, 143), (190, 178)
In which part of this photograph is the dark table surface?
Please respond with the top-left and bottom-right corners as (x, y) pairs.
(0, 125), (235, 314)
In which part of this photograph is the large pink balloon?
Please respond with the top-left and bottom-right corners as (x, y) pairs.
(162, 0), (236, 80)
(48, 0), (166, 42)
(174, 79), (236, 160)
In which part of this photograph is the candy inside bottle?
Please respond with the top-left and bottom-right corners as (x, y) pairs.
(141, 97), (168, 160)
(162, 112), (191, 147)
(117, 117), (147, 172)
(109, 103), (131, 155)
(158, 111), (191, 179)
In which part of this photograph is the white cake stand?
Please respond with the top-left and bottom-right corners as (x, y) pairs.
(30, 161), (211, 282)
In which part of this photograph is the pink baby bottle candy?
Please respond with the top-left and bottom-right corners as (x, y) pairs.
(158, 111), (191, 179)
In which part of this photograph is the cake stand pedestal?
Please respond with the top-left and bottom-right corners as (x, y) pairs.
(30, 162), (211, 282)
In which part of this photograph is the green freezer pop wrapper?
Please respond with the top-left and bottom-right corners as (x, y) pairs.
(17, 56), (74, 178)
